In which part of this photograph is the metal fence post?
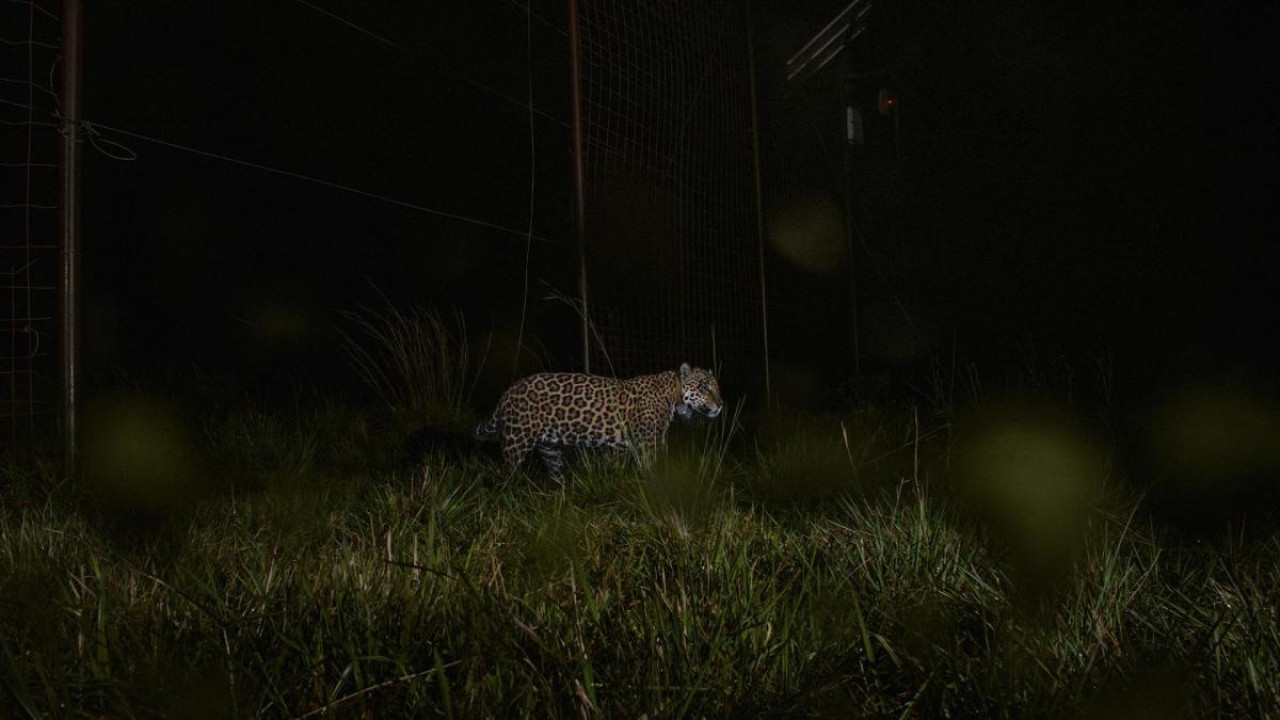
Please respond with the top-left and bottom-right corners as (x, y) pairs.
(568, 0), (591, 373)
(59, 0), (83, 478)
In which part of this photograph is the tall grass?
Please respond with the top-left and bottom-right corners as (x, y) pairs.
(339, 301), (480, 429)
(2, 398), (1277, 718)
(3, 343), (1277, 717)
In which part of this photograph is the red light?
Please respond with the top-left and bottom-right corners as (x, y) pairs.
(877, 89), (898, 116)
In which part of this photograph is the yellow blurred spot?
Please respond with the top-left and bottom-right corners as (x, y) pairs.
(518, 509), (584, 585)
(767, 195), (845, 274)
(1151, 384), (1280, 481)
(958, 413), (1101, 580)
(83, 396), (201, 513)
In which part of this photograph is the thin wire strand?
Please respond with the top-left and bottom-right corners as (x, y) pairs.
(281, 0), (568, 128)
(83, 122), (136, 160)
(5, 0), (57, 22)
(513, 5), (537, 378)
(0, 96), (51, 113)
(288, 0), (398, 48)
(0, 75), (58, 99)
(505, 0), (566, 36)
(452, 71), (567, 129)
(0, 43), (563, 244)
(83, 121), (556, 243)
(22, 0), (36, 439)
(0, 34), (57, 49)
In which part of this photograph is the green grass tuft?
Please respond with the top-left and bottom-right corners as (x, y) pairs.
(2, 395), (1277, 718)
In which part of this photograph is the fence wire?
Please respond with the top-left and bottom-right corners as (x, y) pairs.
(1, 0), (61, 456)
(578, 0), (761, 383)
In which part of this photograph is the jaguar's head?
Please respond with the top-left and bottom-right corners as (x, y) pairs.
(678, 363), (723, 419)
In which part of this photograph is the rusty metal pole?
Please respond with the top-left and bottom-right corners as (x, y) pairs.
(568, 0), (590, 373)
(58, 0), (83, 478)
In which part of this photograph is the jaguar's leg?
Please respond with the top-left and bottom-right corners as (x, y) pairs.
(502, 430), (534, 473)
(537, 444), (566, 480)
(627, 425), (661, 470)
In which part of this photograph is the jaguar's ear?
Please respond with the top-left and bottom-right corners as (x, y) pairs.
(679, 362), (692, 380)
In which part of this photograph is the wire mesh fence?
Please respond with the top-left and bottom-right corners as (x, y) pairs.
(1, 0), (61, 456)
(75, 2), (582, 400)
(0, 0), (772, 455)
(577, 0), (763, 386)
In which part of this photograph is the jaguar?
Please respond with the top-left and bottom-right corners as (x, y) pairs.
(474, 362), (723, 478)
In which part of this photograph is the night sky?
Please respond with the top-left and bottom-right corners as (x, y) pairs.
(78, 0), (1279, 404)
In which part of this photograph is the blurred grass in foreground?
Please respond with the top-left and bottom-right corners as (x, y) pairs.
(1, 382), (1277, 719)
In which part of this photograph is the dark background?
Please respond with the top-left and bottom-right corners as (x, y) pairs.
(83, 0), (579, 398)
(79, 0), (1279, 405)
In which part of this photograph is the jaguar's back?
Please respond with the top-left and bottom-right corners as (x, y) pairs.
(475, 363), (721, 477)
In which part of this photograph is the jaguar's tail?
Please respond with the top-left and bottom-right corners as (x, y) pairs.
(473, 416), (500, 442)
